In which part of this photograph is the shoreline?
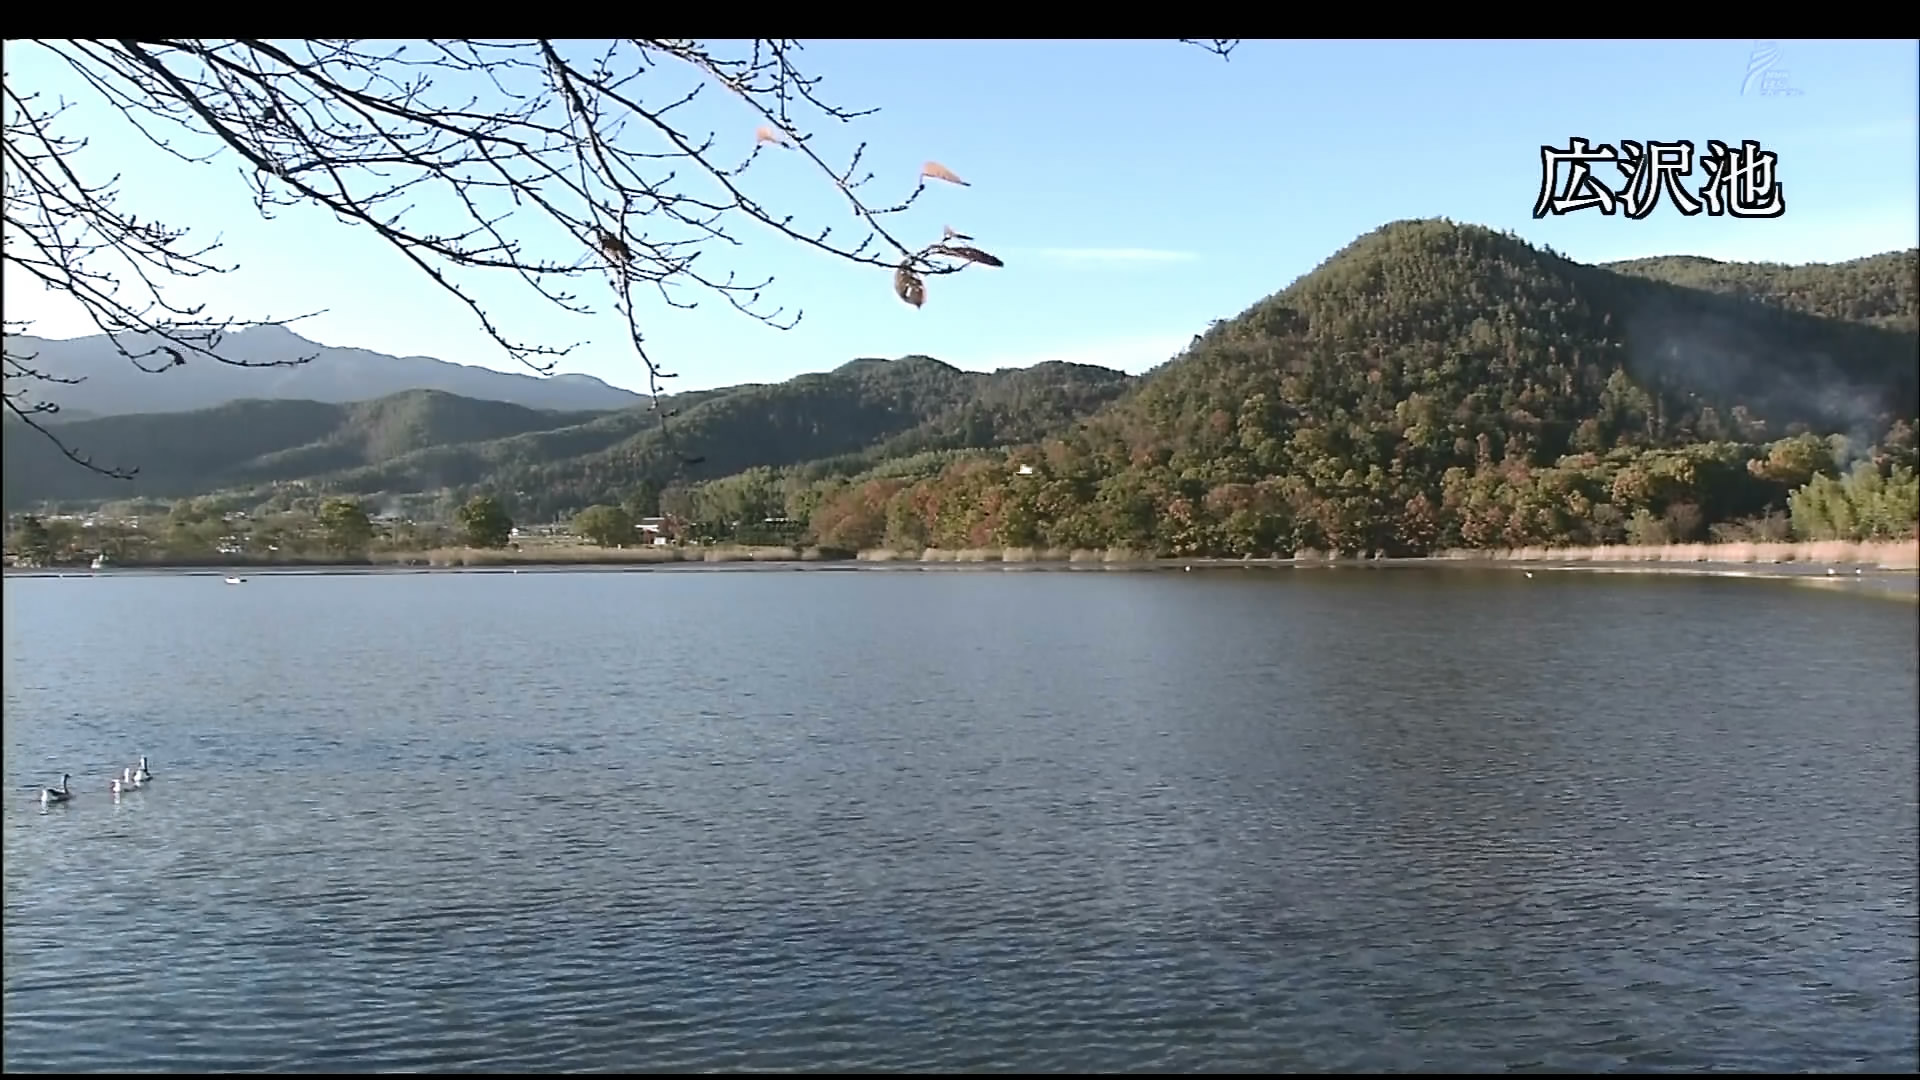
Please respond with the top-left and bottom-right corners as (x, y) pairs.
(11, 537), (1914, 573)
(10, 547), (1915, 600)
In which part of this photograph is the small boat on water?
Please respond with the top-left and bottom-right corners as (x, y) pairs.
(225, 576), (247, 585)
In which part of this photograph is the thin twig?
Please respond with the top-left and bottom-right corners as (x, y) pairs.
(4, 39), (1227, 481)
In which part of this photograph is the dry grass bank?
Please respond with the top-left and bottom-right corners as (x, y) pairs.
(853, 540), (1920, 571)
(1434, 539), (1920, 570)
(855, 545), (1164, 564)
(368, 543), (809, 567)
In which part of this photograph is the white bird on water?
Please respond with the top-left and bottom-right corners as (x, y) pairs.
(133, 757), (153, 783)
(40, 775), (72, 806)
(111, 774), (141, 795)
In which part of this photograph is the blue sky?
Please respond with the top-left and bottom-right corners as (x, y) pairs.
(4, 39), (1916, 395)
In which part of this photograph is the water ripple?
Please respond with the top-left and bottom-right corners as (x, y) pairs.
(5, 570), (1916, 1071)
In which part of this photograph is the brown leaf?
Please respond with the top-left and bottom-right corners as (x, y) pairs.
(921, 161), (968, 186)
(933, 244), (1004, 268)
(893, 263), (925, 308)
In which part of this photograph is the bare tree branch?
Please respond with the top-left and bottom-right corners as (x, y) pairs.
(3, 39), (1227, 482)
(1179, 40), (1242, 61)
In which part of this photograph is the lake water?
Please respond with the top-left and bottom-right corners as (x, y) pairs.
(4, 567), (1916, 1072)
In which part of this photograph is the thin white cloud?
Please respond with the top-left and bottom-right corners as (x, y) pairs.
(1028, 247), (1200, 265)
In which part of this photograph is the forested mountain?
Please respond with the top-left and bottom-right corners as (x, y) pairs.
(288, 358), (1136, 522)
(1606, 249), (1917, 333)
(1089, 221), (1911, 469)
(757, 221), (1920, 554)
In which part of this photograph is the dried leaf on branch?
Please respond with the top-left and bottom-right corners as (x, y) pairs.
(921, 161), (968, 186)
(893, 263), (926, 308)
(932, 244), (1004, 268)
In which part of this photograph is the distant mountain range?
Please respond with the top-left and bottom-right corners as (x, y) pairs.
(5, 225), (1915, 543)
(2, 325), (647, 416)
(2, 356), (1137, 513)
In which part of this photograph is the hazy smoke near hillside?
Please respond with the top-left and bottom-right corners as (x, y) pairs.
(1620, 300), (1914, 457)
